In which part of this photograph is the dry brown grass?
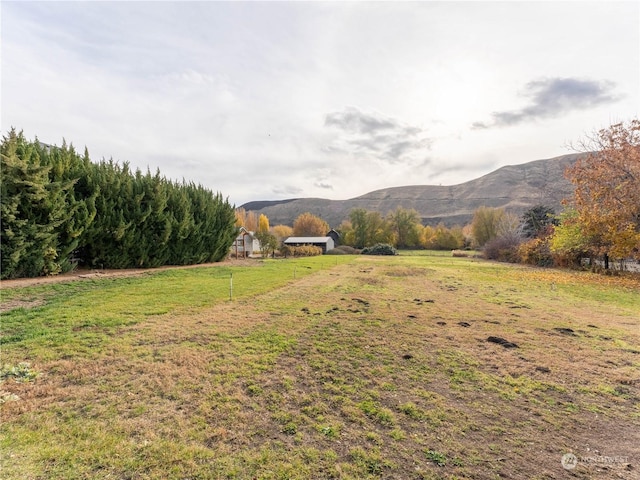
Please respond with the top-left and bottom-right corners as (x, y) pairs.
(1, 255), (638, 479)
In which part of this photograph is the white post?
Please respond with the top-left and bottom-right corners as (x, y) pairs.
(229, 273), (233, 301)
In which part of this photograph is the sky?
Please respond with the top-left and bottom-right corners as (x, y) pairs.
(2, 1), (638, 206)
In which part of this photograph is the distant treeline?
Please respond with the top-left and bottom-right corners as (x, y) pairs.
(1, 130), (237, 279)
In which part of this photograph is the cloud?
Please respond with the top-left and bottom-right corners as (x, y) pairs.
(271, 185), (304, 197)
(314, 181), (334, 190)
(324, 106), (432, 164)
(3, 2), (637, 206)
(325, 107), (398, 135)
(474, 77), (621, 128)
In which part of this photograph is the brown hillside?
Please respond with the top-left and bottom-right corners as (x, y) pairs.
(241, 153), (581, 227)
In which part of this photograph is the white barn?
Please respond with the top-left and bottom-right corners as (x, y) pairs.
(283, 236), (335, 254)
(230, 227), (261, 258)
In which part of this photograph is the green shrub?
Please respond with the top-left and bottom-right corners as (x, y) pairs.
(361, 244), (397, 256)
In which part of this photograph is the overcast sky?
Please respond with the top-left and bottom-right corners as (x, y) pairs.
(2, 1), (638, 206)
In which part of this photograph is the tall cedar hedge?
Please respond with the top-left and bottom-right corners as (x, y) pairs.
(1, 129), (237, 279)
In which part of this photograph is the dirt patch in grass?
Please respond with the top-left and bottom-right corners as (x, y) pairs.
(0, 297), (47, 313)
(0, 257), (261, 290)
(1, 256), (639, 479)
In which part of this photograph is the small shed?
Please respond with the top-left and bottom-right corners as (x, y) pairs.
(230, 227), (261, 258)
(283, 236), (335, 254)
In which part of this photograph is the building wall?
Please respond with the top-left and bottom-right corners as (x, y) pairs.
(284, 237), (334, 254)
(231, 229), (257, 257)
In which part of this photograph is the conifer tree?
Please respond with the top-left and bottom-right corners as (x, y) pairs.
(1, 130), (69, 278)
(2, 130), (238, 275)
(38, 141), (98, 271)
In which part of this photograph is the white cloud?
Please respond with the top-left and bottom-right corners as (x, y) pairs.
(2, 1), (638, 205)
(324, 106), (432, 165)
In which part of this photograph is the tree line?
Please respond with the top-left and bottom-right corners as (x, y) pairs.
(1, 130), (236, 279)
(480, 120), (640, 270)
(235, 205), (468, 254)
(237, 120), (639, 270)
(9, 118), (633, 278)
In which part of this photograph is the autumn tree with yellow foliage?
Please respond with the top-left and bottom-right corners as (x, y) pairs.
(234, 208), (259, 232)
(258, 213), (270, 233)
(271, 224), (293, 242)
(293, 212), (329, 237)
(561, 120), (640, 266)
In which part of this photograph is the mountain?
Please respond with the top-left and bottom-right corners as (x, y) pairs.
(241, 153), (582, 227)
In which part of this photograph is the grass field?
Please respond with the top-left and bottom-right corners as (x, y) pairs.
(1, 253), (639, 479)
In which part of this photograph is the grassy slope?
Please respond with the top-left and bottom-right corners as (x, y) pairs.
(1, 254), (639, 479)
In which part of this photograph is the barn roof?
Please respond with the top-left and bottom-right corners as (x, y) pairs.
(284, 236), (332, 243)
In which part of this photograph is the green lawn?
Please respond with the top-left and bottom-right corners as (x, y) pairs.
(1, 254), (638, 479)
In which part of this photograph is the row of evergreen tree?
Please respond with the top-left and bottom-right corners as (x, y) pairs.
(1, 130), (237, 279)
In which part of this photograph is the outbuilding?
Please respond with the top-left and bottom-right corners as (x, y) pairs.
(230, 227), (261, 258)
(283, 236), (335, 254)
(326, 229), (340, 246)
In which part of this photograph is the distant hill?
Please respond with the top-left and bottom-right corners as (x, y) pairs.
(241, 153), (583, 227)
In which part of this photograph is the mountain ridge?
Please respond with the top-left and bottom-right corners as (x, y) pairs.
(241, 153), (583, 227)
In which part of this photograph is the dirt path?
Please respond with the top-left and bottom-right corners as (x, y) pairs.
(0, 257), (260, 290)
